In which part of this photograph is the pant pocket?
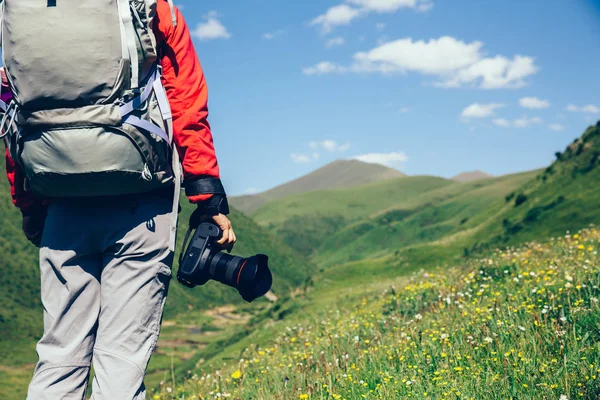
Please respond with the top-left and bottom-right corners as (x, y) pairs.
(140, 262), (171, 333)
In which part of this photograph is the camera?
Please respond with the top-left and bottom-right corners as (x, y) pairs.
(177, 222), (273, 302)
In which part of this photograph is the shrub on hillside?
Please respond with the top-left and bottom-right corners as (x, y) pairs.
(514, 193), (528, 207)
(505, 192), (515, 203)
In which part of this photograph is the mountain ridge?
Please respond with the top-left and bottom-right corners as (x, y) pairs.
(230, 159), (405, 213)
(248, 123), (600, 268)
(452, 170), (493, 182)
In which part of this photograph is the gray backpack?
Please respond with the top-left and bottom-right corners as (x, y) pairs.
(0, 0), (181, 199)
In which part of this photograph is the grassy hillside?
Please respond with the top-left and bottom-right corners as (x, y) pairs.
(5, 123), (600, 399)
(250, 123), (600, 272)
(250, 171), (535, 262)
(155, 227), (600, 399)
(147, 122), (600, 399)
(230, 160), (405, 214)
(313, 171), (538, 266)
(252, 176), (454, 256)
(0, 175), (43, 366)
(470, 123), (600, 251)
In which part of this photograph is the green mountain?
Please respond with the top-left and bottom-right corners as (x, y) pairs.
(470, 122), (600, 250)
(252, 175), (454, 256)
(147, 123), (600, 400)
(230, 159), (405, 214)
(249, 171), (537, 262)
(451, 170), (493, 182)
(4, 122), (600, 400)
(250, 123), (600, 270)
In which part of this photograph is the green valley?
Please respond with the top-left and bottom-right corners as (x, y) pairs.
(2, 122), (600, 400)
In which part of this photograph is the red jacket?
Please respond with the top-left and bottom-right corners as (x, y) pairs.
(5, 1), (219, 211)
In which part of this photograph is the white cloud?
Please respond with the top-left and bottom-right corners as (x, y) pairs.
(582, 105), (600, 113)
(440, 55), (538, 89)
(295, 141), (349, 164)
(347, 0), (419, 12)
(513, 116), (543, 128)
(303, 61), (347, 75)
(417, 1), (434, 12)
(245, 187), (259, 195)
(492, 116), (543, 128)
(311, 4), (362, 33)
(192, 12), (231, 40)
(326, 36), (346, 48)
(376, 22), (386, 31)
(356, 36), (481, 74)
(352, 151), (408, 168)
(519, 97), (550, 109)
(548, 123), (565, 132)
(399, 106), (411, 113)
(566, 104), (600, 114)
(461, 103), (504, 119)
(304, 36), (538, 89)
(263, 30), (285, 40)
(311, 140), (351, 152)
(291, 153), (313, 164)
(311, 0), (432, 32)
(493, 118), (511, 127)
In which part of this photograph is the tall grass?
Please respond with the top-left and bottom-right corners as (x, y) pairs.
(154, 226), (600, 399)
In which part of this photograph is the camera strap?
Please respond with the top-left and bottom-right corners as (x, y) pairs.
(179, 226), (194, 266)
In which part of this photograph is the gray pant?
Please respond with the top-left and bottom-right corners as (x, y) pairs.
(27, 195), (175, 400)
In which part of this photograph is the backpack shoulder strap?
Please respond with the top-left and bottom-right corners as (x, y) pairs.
(117, 0), (139, 89)
(166, 0), (178, 27)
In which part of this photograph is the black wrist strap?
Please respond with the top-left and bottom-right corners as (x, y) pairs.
(184, 177), (226, 197)
(198, 195), (230, 216)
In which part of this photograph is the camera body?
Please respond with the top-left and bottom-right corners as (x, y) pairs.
(177, 222), (273, 303)
(178, 222), (223, 287)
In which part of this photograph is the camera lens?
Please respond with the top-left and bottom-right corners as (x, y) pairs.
(208, 252), (272, 302)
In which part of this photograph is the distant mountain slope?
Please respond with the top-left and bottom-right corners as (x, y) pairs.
(452, 170), (493, 182)
(230, 160), (405, 214)
(469, 122), (600, 250)
(313, 170), (538, 266)
(252, 175), (455, 256)
(312, 122), (600, 268)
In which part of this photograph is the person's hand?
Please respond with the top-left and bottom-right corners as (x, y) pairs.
(22, 207), (47, 247)
(189, 198), (236, 251)
(210, 213), (237, 251)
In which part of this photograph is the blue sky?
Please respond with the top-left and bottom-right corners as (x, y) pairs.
(176, 0), (600, 196)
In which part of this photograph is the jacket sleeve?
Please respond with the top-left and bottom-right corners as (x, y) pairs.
(154, 2), (226, 205)
(5, 147), (41, 211)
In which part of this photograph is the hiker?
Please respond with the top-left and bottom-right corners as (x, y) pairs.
(1, 1), (235, 399)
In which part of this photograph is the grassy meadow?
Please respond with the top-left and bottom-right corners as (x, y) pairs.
(154, 227), (600, 399)
(2, 124), (600, 399)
